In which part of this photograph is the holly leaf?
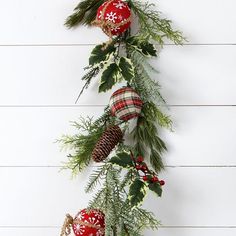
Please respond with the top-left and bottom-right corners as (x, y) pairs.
(109, 152), (134, 168)
(127, 37), (157, 57)
(89, 43), (116, 66)
(139, 42), (157, 57)
(99, 63), (121, 92)
(148, 182), (162, 197)
(119, 57), (135, 82)
(129, 178), (146, 206)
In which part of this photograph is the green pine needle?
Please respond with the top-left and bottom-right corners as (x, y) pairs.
(65, 0), (105, 28)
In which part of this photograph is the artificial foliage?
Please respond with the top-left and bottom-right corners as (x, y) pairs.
(60, 0), (185, 235)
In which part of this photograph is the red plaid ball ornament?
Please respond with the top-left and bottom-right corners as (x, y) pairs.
(110, 87), (143, 121)
(95, 0), (131, 36)
(72, 209), (105, 236)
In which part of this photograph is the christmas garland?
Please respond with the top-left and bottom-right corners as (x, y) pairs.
(59, 0), (185, 235)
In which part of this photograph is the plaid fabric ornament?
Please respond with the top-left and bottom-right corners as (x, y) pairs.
(110, 87), (143, 121)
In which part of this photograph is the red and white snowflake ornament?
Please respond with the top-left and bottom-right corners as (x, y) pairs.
(72, 209), (105, 236)
(95, 0), (131, 36)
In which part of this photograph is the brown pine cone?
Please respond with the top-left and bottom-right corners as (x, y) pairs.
(92, 125), (123, 162)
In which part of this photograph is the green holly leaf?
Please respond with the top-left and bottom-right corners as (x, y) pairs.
(109, 152), (134, 168)
(139, 42), (157, 57)
(119, 57), (135, 82)
(89, 43), (116, 66)
(99, 63), (121, 92)
(127, 37), (157, 57)
(129, 178), (146, 206)
(148, 182), (162, 197)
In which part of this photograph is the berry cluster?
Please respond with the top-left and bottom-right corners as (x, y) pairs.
(135, 156), (165, 186)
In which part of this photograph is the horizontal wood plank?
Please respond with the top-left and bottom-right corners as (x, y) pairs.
(0, 167), (235, 227)
(153, 228), (236, 236)
(0, 107), (235, 166)
(157, 0), (236, 44)
(0, 228), (59, 236)
(0, 0), (236, 44)
(0, 46), (235, 105)
(0, 228), (236, 236)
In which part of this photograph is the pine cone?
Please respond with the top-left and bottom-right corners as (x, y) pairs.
(92, 125), (123, 162)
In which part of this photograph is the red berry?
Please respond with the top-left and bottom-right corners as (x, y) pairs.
(142, 176), (148, 181)
(136, 165), (142, 170)
(159, 180), (165, 186)
(151, 176), (159, 183)
(140, 163), (147, 171)
(137, 156), (144, 163)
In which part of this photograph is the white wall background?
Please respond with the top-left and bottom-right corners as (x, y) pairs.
(0, 0), (236, 235)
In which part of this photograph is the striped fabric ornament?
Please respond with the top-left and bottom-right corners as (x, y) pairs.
(110, 87), (143, 121)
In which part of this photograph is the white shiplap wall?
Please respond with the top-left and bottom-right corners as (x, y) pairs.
(0, 0), (235, 235)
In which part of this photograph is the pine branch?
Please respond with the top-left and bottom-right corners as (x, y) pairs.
(133, 207), (161, 231)
(132, 113), (167, 172)
(129, 0), (186, 45)
(58, 109), (113, 174)
(85, 164), (109, 193)
(86, 161), (161, 235)
(120, 169), (134, 191)
(129, 50), (166, 105)
(65, 0), (105, 28)
(87, 187), (107, 209)
(143, 102), (172, 130)
(75, 66), (100, 103)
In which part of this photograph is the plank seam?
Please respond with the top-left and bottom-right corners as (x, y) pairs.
(1, 226), (236, 229)
(0, 43), (235, 47)
(1, 165), (236, 168)
(0, 105), (235, 108)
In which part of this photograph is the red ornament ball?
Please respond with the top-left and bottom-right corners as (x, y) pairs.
(95, 0), (131, 36)
(72, 209), (105, 236)
(110, 87), (143, 121)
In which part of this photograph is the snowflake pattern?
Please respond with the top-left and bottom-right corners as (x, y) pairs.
(96, 230), (104, 236)
(76, 211), (86, 221)
(118, 14), (123, 21)
(73, 224), (86, 235)
(111, 26), (121, 32)
(98, 10), (103, 19)
(73, 210), (105, 236)
(105, 12), (117, 23)
(93, 211), (104, 220)
(87, 216), (101, 226)
(113, 1), (127, 9)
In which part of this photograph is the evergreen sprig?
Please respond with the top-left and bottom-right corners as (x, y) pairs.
(65, 0), (105, 28)
(132, 112), (167, 172)
(129, 49), (166, 105)
(128, 0), (185, 45)
(58, 108), (113, 174)
(87, 161), (161, 235)
(75, 65), (100, 103)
